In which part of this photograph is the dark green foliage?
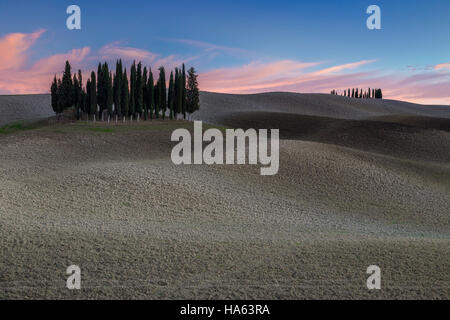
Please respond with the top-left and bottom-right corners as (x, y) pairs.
(154, 80), (159, 118)
(49, 60), (198, 122)
(113, 60), (122, 116)
(158, 67), (167, 120)
(129, 61), (136, 117)
(143, 67), (148, 120)
(135, 62), (144, 117)
(86, 79), (91, 116)
(58, 61), (74, 110)
(168, 71), (174, 120)
(375, 88), (383, 99)
(50, 76), (60, 114)
(181, 64), (186, 119)
(121, 68), (129, 117)
(106, 71), (113, 115)
(186, 67), (200, 115)
(90, 71), (97, 116)
(73, 73), (80, 119)
(148, 68), (154, 120)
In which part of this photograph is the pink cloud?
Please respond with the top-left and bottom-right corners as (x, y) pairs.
(0, 29), (45, 72)
(199, 59), (450, 105)
(0, 29), (449, 105)
(0, 32), (196, 94)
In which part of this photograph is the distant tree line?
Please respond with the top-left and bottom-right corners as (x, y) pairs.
(330, 88), (383, 99)
(51, 60), (200, 121)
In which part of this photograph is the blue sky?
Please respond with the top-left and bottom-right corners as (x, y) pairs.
(0, 0), (449, 103)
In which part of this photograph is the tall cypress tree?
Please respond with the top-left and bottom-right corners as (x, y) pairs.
(113, 60), (122, 116)
(181, 64), (186, 119)
(173, 68), (179, 118)
(73, 73), (80, 119)
(135, 62), (144, 117)
(51, 76), (60, 114)
(154, 81), (159, 119)
(129, 61), (136, 117)
(97, 63), (104, 117)
(90, 71), (97, 117)
(106, 71), (113, 116)
(186, 67), (200, 116)
(121, 68), (129, 118)
(158, 67), (166, 120)
(176, 68), (183, 117)
(168, 71), (174, 120)
(143, 66), (148, 120)
(86, 79), (91, 116)
(148, 68), (154, 120)
(60, 61), (74, 111)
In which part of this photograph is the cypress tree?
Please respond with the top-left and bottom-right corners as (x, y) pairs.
(186, 67), (200, 116)
(97, 63), (104, 117)
(168, 71), (174, 120)
(182, 64), (186, 119)
(113, 60), (122, 117)
(59, 61), (74, 111)
(90, 71), (97, 117)
(86, 79), (91, 116)
(148, 68), (154, 120)
(51, 76), (60, 114)
(73, 73), (80, 119)
(174, 68), (179, 118)
(154, 81), (159, 119)
(106, 71), (113, 116)
(135, 62), (144, 117)
(143, 66), (148, 120)
(121, 69), (129, 118)
(129, 61), (136, 117)
(158, 67), (167, 120)
(176, 68), (183, 117)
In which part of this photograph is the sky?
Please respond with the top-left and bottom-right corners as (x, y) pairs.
(0, 0), (449, 104)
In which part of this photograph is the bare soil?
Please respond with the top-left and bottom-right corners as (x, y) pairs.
(0, 93), (449, 299)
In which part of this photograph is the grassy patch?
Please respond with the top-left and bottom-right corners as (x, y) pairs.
(0, 119), (48, 135)
(87, 127), (115, 133)
(0, 118), (229, 136)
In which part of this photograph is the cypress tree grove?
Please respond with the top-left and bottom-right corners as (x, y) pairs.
(121, 68), (129, 118)
(186, 67), (200, 117)
(158, 67), (167, 120)
(129, 61), (136, 118)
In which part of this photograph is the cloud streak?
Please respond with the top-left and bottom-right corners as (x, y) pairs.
(199, 59), (450, 105)
(0, 30), (449, 105)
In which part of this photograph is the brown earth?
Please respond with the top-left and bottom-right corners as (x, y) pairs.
(0, 92), (449, 299)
